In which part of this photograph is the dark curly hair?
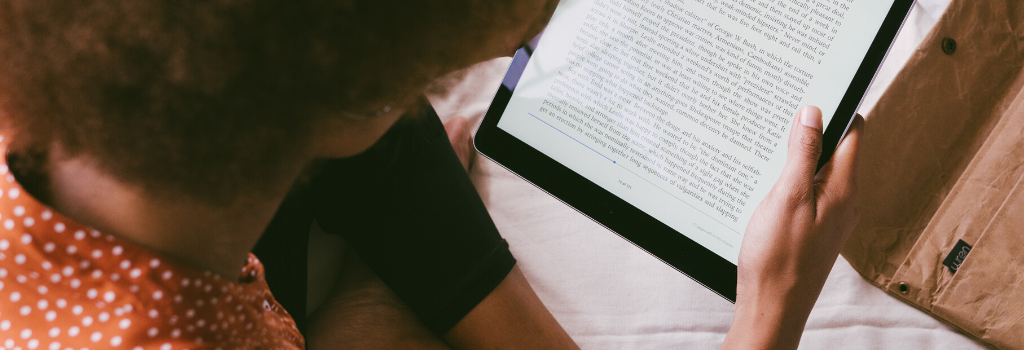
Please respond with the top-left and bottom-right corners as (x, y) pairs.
(0, 0), (532, 204)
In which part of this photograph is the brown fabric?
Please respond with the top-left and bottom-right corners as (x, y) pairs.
(843, 0), (1024, 349)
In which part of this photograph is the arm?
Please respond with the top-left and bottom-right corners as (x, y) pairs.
(443, 266), (579, 349)
(306, 116), (577, 349)
(305, 249), (451, 349)
(722, 107), (863, 349)
(443, 116), (578, 348)
(306, 250), (577, 349)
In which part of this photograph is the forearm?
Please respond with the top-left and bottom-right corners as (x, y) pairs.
(721, 284), (818, 350)
(307, 289), (453, 349)
(307, 253), (577, 350)
(305, 251), (451, 350)
(443, 266), (579, 350)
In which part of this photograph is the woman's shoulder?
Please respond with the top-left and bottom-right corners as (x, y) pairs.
(0, 144), (304, 349)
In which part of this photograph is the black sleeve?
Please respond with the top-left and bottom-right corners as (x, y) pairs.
(309, 99), (516, 335)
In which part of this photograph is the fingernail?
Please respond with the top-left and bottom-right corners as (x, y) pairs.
(799, 106), (822, 131)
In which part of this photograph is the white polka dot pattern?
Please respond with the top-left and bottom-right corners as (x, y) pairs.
(0, 141), (304, 349)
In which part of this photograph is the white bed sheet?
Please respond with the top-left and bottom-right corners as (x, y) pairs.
(425, 0), (987, 348)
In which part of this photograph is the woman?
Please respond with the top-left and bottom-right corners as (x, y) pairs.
(0, 0), (860, 348)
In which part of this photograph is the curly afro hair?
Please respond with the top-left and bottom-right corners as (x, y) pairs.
(0, 0), (532, 204)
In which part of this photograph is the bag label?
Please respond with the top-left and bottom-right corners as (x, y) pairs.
(942, 239), (973, 273)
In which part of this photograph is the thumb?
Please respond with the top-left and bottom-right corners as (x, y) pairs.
(778, 106), (824, 190)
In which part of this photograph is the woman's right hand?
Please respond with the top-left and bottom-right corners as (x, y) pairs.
(722, 106), (863, 350)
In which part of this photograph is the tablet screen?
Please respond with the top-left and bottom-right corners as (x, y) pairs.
(497, 0), (895, 263)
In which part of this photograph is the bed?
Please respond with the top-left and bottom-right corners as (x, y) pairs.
(422, 0), (988, 348)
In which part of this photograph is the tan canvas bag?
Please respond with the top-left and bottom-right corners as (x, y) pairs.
(843, 0), (1024, 349)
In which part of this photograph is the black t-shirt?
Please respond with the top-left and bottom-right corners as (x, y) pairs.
(254, 99), (516, 336)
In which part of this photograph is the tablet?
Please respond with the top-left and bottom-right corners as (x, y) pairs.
(475, 0), (914, 301)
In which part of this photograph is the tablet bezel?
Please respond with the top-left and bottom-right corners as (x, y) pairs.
(475, 0), (915, 302)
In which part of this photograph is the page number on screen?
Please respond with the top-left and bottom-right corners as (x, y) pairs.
(617, 179), (632, 190)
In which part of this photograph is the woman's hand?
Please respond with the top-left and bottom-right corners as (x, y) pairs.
(722, 106), (863, 350)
